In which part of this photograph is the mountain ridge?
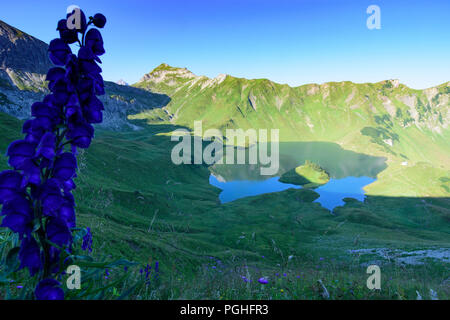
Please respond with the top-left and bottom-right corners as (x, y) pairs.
(136, 62), (449, 91)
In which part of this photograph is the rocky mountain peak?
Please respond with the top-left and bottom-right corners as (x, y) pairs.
(116, 79), (129, 86)
(139, 63), (198, 83)
(0, 20), (52, 75)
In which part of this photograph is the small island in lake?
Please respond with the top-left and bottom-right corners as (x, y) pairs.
(279, 160), (330, 189)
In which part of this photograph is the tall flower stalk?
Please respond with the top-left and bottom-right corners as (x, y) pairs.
(0, 10), (107, 299)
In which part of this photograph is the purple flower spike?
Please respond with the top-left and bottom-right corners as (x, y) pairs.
(0, 9), (106, 301)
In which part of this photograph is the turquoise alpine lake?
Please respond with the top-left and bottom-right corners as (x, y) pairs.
(208, 141), (384, 210)
(209, 174), (376, 210)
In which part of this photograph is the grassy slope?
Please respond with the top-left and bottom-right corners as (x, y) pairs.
(1, 111), (448, 299)
(132, 65), (450, 197)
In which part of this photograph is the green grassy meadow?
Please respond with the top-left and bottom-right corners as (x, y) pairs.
(1, 109), (448, 300)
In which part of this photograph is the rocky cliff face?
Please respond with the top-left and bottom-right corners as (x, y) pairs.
(0, 20), (52, 91)
(0, 20), (168, 130)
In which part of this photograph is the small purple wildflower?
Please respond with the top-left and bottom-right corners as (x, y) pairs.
(16, 285), (23, 289)
(145, 264), (151, 278)
(154, 261), (159, 281)
(241, 276), (250, 283)
(81, 227), (93, 253)
(283, 273), (287, 277)
(143, 263), (153, 285)
(258, 277), (268, 284)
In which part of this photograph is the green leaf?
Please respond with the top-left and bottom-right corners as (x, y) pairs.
(5, 247), (20, 273)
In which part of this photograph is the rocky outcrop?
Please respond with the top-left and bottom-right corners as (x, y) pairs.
(0, 20), (169, 131)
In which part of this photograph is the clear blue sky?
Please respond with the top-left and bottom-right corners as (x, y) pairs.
(1, 0), (449, 89)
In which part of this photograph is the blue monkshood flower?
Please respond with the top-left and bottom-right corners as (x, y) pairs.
(79, 57), (102, 77)
(82, 95), (104, 124)
(0, 171), (24, 204)
(63, 179), (76, 192)
(52, 153), (77, 181)
(23, 118), (52, 146)
(65, 95), (83, 123)
(76, 78), (95, 103)
(6, 140), (35, 170)
(85, 29), (105, 57)
(64, 55), (80, 92)
(78, 46), (101, 63)
(46, 67), (67, 91)
(81, 227), (93, 252)
(6, 140), (42, 185)
(59, 202), (76, 228)
(92, 13), (107, 28)
(46, 217), (72, 247)
(35, 132), (56, 160)
(22, 165), (42, 186)
(40, 180), (65, 216)
(48, 84), (71, 107)
(258, 277), (268, 284)
(57, 19), (78, 44)
(0, 196), (33, 236)
(48, 39), (72, 66)
(66, 123), (94, 148)
(91, 73), (105, 96)
(35, 279), (64, 300)
(18, 236), (42, 276)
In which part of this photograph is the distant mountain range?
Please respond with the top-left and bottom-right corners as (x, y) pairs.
(134, 63), (448, 138)
(116, 79), (129, 86)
